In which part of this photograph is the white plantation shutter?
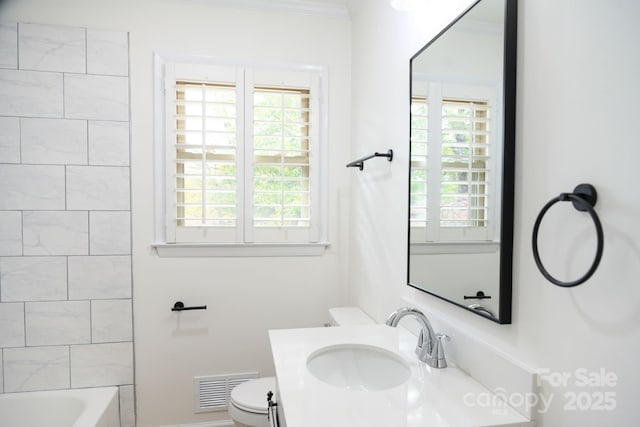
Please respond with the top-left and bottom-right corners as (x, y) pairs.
(248, 69), (320, 243)
(164, 63), (320, 244)
(165, 64), (242, 243)
(410, 83), (494, 243)
(439, 99), (490, 232)
(409, 96), (429, 241)
(252, 88), (311, 227)
(175, 82), (238, 225)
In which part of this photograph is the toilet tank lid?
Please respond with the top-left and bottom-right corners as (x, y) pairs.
(329, 307), (375, 326)
(230, 376), (276, 413)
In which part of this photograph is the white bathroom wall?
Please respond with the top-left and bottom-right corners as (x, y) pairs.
(349, 0), (640, 425)
(0, 21), (134, 426)
(0, 1), (351, 426)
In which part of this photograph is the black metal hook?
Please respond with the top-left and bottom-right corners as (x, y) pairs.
(532, 184), (604, 287)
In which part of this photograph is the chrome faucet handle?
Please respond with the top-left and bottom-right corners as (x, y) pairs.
(430, 334), (450, 368)
(437, 333), (451, 343)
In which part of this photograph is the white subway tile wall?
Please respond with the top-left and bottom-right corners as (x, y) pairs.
(68, 255), (132, 299)
(0, 303), (25, 347)
(0, 256), (68, 301)
(70, 342), (134, 388)
(0, 117), (20, 163)
(86, 29), (129, 76)
(22, 211), (89, 255)
(18, 23), (86, 73)
(91, 299), (133, 343)
(0, 165), (66, 210)
(25, 301), (91, 346)
(89, 211), (131, 254)
(67, 166), (130, 211)
(88, 121), (130, 166)
(0, 69), (64, 117)
(119, 384), (136, 427)
(0, 22), (18, 69)
(0, 22), (134, 426)
(0, 211), (22, 255)
(3, 346), (71, 392)
(21, 118), (88, 165)
(63, 74), (129, 121)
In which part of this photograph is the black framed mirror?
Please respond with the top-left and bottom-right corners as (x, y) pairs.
(408, 0), (517, 323)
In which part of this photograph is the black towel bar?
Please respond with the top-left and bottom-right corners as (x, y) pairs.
(346, 149), (393, 171)
(171, 301), (207, 311)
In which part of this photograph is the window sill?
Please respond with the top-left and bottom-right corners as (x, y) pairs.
(152, 242), (330, 258)
(409, 241), (499, 255)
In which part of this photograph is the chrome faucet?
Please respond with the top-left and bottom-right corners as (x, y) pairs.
(385, 306), (449, 369)
(467, 303), (497, 320)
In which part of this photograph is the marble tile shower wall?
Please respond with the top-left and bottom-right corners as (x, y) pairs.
(0, 22), (134, 426)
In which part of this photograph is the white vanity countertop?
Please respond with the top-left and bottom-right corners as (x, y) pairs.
(269, 324), (533, 427)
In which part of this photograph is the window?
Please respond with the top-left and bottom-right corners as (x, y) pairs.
(252, 86), (312, 231)
(410, 83), (497, 244)
(154, 56), (327, 255)
(175, 81), (238, 231)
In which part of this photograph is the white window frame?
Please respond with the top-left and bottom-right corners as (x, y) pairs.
(152, 53), (329, 257)
(410, 76), (501, 255)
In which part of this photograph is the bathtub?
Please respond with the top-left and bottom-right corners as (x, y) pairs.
(0, 387), (120, 427)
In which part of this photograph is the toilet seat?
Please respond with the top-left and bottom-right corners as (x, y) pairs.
(229, 377), (275, 427)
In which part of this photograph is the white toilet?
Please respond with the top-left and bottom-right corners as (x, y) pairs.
(228, 307), (374, 427)
(228, 376), (275, 427)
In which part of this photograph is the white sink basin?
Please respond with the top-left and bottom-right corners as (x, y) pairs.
(271, 324), (534, 427)
(306, 343), (411, 391)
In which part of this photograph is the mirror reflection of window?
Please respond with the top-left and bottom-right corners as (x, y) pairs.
(409, 96), (428, 229)
(440, 98), (489, 229)
(410, 91), (492, 242)
(407, 0), (517, 324)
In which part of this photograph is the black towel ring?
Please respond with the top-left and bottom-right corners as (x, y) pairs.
(532, 184), (604, 287)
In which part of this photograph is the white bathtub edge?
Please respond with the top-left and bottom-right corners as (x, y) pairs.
(0, 386), (120, 427)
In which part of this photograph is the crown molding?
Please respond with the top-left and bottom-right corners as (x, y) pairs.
(194, 0), (350, 18)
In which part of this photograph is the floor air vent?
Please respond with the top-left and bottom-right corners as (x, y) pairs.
(194, 372), (258, 413)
